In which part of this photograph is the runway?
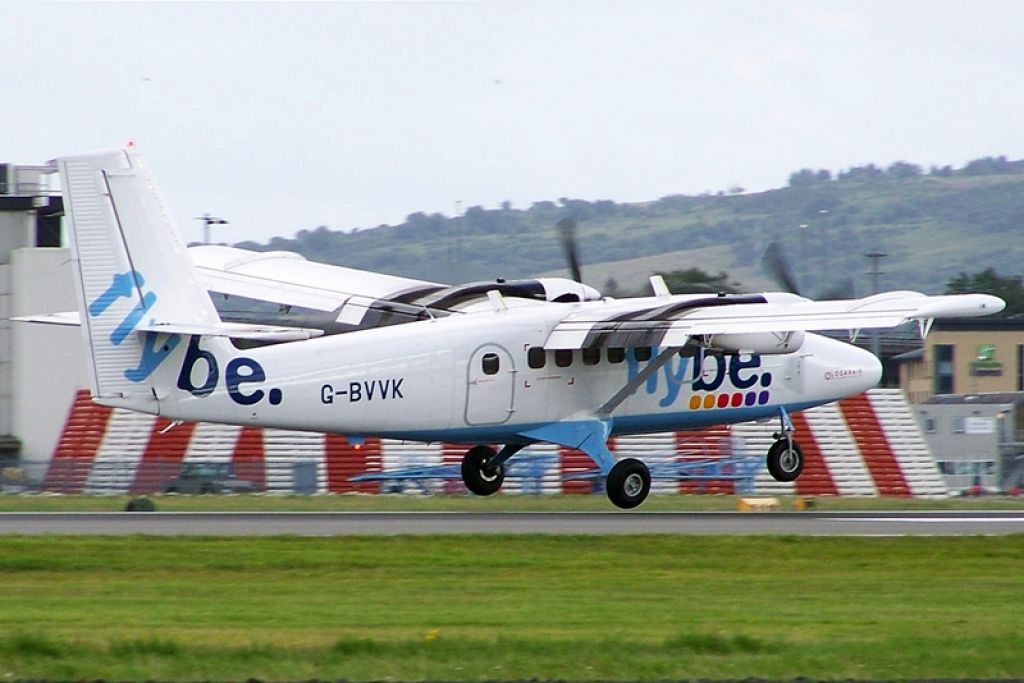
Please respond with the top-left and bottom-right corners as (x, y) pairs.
(1, 510), (1023, 536)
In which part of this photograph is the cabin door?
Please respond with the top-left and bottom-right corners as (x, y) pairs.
(465, 344), (516, 426)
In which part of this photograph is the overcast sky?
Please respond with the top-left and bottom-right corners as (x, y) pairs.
(5, 1), (1024, 245)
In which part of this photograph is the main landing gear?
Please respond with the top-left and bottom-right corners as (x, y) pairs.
(460, 445), (505, 496)
(606, 458), (651, 509)
(766, 407), (804, 482)
(459, 443), (652, 509)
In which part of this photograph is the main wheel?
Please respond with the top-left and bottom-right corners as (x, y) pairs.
(461, 445), (505, 496)
(606, 458), (651, 509)
(766, 439), (804, 482)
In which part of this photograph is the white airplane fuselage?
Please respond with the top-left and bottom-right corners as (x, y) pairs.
(37, 147), (1004, 508)
(119, 298), (882, 445)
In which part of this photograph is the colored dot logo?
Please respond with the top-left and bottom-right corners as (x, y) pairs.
(689, 390), (771, 411)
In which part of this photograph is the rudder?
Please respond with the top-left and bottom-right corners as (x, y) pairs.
(59, 148), (221, 405)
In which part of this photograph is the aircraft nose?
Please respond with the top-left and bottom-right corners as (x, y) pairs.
(822, 341), (883, 395)
(858, 347), (883, 391)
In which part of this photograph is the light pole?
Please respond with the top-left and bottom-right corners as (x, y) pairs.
(799, 224), (809, 292)
(818, 209), (829, 288)
(194, 213), (228, 245)
(866, 250), (887, 359)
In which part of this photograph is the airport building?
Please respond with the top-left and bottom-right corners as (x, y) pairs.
(897, 320), (1024, 403)
(914, 393), (1024, 492)
(0, 163), (84, 483)
(890, 320), (1024, 490)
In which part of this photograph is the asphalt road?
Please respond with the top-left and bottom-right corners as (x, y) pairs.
(1, 510), (1023, 535)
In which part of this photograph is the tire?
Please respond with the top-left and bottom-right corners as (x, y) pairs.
(125, 497), (156, 512)
(606, 458), (651, 509)
(461, 445), (504, 496)
(766, 439), (804, 482)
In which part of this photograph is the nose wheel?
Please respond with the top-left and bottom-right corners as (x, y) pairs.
(606, 458), (651, 509)
(461, 445), (505, 496)
(766, 439), (804, 482)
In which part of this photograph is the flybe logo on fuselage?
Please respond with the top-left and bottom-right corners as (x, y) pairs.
(626, 347), (773, 410)
(89, 271), (281, 406)
(177, 337), (282, 405)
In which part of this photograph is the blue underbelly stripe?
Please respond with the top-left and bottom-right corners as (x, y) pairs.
(370, 399), (829, 444)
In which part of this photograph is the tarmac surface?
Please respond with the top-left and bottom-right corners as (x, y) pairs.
(1, 510), (1023, 535)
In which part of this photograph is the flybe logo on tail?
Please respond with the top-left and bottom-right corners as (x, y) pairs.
(88, 271), (282, 407)
(89, 271), (181, 382)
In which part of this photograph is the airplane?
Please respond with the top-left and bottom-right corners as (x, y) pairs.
(18, 148), (1005, 508)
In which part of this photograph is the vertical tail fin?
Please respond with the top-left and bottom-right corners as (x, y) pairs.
(58, 148), (220, 403)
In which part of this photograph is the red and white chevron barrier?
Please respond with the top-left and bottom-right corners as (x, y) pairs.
(42, 389), (947, 496)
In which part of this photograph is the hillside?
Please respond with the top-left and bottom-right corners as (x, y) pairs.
(235, 158), (1024, 296)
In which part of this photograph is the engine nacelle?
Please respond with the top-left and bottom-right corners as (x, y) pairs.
(533, 278), (602, 303)
(702, 330), (805, 355)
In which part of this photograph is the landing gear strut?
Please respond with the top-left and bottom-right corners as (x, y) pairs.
(461, 445), (505, 496)
(606, 458), (651, 509)
(766, 407), (804, 482)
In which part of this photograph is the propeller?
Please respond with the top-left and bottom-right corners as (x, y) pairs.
(818, 277), (856, 301)
(553, 216), (739, 296)
(761, 240), (855, 300)
(555, 217), (583, 283)
(761, 240), (801, 295)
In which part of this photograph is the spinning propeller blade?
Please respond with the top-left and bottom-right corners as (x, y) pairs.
(555, 217), (583, 283)
(761, 240), (801, 295)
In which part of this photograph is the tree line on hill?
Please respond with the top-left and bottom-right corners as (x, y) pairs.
(787, 155), (1024, 187)
(234, 155), (1024, 303)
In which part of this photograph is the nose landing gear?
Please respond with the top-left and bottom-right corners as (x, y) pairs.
(766, 439), (804, 482)
(766, 406), (804, 482)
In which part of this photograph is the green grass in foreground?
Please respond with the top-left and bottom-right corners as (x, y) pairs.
(3, 491), (1024, 512)
(1, 535), (1022, 680)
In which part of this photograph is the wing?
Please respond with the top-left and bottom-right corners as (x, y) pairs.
(190, 245), (447, 325)
(544, 291), (1006, 349)
(17, 246), (448, 332)
(17, 246), (600, 336)
(191, 245), (601, 335)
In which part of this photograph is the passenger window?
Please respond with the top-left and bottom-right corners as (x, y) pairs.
(582, 348), (600, 366)
(608, 347), (625, 364)
(482, 353), (500, 375)
(634, 346), (652, 362)
(555, 349), (573, 368)
(527, 346), (546, 369)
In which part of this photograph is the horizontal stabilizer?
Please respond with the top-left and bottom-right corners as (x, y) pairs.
(138, 320), (324, 341)
(14, 312), (321, 342)
(11, 312), (81, 327)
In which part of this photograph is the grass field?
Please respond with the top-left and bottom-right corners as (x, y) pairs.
(1, 534), (1023, 681)
(3, 492), (1024, 512)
